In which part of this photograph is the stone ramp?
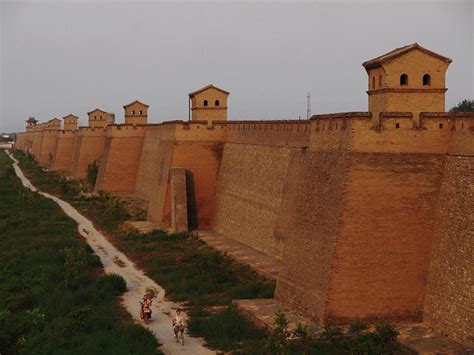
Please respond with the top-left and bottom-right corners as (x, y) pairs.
(397, 324), (474, 354)
(197, 230), (281, 281)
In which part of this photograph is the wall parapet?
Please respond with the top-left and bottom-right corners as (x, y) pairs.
(311, 112), (372, 120)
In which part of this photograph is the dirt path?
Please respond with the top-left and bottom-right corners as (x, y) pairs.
(7, 152), (214, 355)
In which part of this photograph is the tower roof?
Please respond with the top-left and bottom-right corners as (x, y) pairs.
(188, 84), (230, 97)
(87, 108), (109, 115)
(123, 100), (149, 109)
(362, 43), (452, 70)
(63, 114), (78, 120)
(26, 117), (37, 124)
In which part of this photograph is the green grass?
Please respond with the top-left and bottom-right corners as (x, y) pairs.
(0, 150), (161, 355)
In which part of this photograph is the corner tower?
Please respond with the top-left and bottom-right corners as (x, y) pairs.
(189, 84), (229, 122)
(26, 117), (38, 131)
(123, 100), (149, 125)
(362, 43), (451, 121)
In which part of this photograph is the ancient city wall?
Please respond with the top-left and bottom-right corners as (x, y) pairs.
(274, 149), (349, 321)
(70, 127), (107, 179)
(136, 121), (226, 229)
(211, 143), (294, 259)
(31, 130), (43, 159)
(15, 133), (27, 150)
(95, 125), (146, 194)
(323, 152), (445, 323)
(424, 155), (474, 347)
(51, 131), (77, 172)
(275, 112), (474, 327)
(37, 130), (59, 167)
(134, 125), (168, 201)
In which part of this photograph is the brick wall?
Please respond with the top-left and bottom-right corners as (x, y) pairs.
(211, 143), (294, 260)
(70, 129), (107, 180)
(274, 150), (349, 322)
(324, 153), (445, 324)
(424, 155), (474, 346)
(51, 131), (77, 172)
(37, 131), (59, 167)
(95, 125), (145, 194)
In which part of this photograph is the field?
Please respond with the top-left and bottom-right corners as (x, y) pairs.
(0, 150), (160, 354)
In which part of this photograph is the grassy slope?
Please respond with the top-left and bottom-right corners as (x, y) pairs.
(0, 151), (160, 355)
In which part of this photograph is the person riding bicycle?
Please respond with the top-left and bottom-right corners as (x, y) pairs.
(140, 294), (153, 322)
(172, 309), (185, 328)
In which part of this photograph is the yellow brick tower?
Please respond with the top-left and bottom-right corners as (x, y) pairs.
(63, 114), (78, 131)
(87, 108), (115, 128)
(123, 100), (149, 125)
(363, 43), (452, 123)
(189, 84), (229, 122)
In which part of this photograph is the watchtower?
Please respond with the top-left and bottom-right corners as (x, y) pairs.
(63, 114), (79, 131)
(26, 117), (38, 131)
(189, 84), (229, 122)
(362, 43), (452, 123)
(123, 100), (149, 125)
(46, 118), (62, 130)
(87, 108), (115, 128)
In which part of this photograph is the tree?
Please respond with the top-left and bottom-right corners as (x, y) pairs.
(449, 99), (474, 112)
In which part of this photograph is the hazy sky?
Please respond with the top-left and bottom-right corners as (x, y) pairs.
(1, 0), (473, 132)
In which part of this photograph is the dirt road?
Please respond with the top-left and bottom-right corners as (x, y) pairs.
(8, 152), (214, 355)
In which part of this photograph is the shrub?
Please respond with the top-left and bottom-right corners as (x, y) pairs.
(86, 159), (100, 186)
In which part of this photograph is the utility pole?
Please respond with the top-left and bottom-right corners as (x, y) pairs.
(306, 92), (311, 119)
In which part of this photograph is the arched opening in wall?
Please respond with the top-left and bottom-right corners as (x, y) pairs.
(132, 110), (135, 115)
(396, 123), (400, 129)
(139, 110), (143, 115)
(203, 100), (208, 107)
(215, 100), (220, 106)
(439, 123), (444, 129)
(423, 74), (431, 86)
(400, 74), (408, 86)
(379, 74), (382, 87)
(372, 76), (376, 89)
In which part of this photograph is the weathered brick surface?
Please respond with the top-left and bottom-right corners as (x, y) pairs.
(170, 141), (223, 229)
(51, 131), (76, 172)
(95, 126), (145, 194)
(274, 150), (348, 322)
(70, 128), (107, 180)
(170, 167), (188, 233)
(37, 131), (59, 168)
(212, 143), (294, 259)
(424, 156), (474, 347)
(324, 153), (445, 324)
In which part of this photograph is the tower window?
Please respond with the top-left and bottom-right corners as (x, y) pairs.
(203, 100), (208, 107)
(379, 74), (382, 87)
(439, 123), (443, 129)
(396, 123), (400, 129)
(215, 100), (220, 106)
(372, 76), (375, 89)
(423, 74), (431, 86)
(400, 74), (408, 86)
(132, 110), (135, 115)
(139, 110), (143, 115)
